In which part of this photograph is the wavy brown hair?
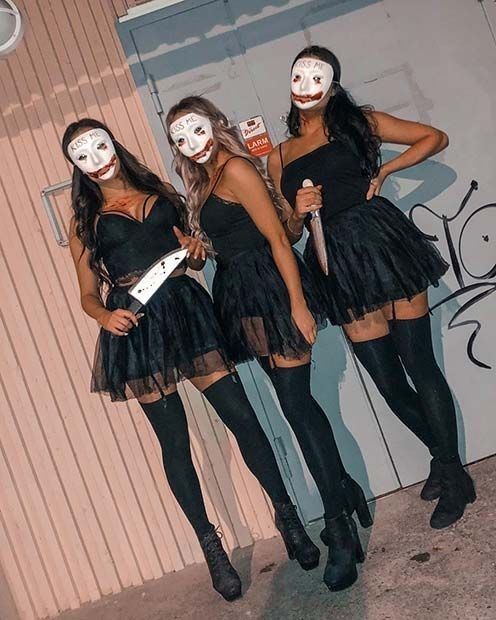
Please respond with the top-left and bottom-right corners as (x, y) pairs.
(62, 118), (184, 286)
(165, 96), (283, 248)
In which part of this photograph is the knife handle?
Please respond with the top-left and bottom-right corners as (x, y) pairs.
(128, 299), (143, 315)
(311, 209), (321, 220)
(302, 178), (321, 220)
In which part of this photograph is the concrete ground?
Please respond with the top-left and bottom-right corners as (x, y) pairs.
(57, 458), (495, 620)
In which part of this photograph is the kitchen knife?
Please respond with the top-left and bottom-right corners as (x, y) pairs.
(302, 178), (329, 276)
(127, 246), (188, 314)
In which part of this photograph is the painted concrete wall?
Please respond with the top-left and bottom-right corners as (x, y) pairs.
(119, 0), (496, 504)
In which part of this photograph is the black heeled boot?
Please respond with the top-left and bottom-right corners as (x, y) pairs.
(274, 502), (320, 570)
(420, 457), (442, 501)
(323, 512), (364, 592)
(320, 475), (372, 545)
(342, 474), (373, 527)
(430, 460), (476, 529)
(199, 526), (242, 601)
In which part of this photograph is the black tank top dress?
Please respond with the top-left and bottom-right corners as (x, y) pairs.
(199, 157), (327, 363)
(279, 141), (449, 325)
(92, 194), (230, 402)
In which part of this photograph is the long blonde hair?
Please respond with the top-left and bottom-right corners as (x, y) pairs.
(165, 96), (283, 246)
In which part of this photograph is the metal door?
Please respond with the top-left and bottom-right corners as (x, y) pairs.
(118, 0), (408, 523)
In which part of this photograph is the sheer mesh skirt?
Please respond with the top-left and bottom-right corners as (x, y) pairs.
(304, 196), (449, 325)
(92, 274), (232, 402)
(212, 245), (327, 363)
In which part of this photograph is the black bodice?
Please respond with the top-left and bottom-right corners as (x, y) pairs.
(200, 159), (267, 259)
(200, 194), (266, 259)
(280, 141), (370, 223)
(97, 195), (181, 283)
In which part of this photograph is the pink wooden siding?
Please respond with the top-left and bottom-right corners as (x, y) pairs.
(0, 1), (276, 619)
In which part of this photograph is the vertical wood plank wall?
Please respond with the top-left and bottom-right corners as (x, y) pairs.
(0, 1), (276, 618)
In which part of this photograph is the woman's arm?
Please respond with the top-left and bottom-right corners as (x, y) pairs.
(267, 146), (323, 244)
(224, 157), (316, 345)
(69, 219), (138, 336)
(173, 226), (206, 270)
(367, 111), (449, 198)
(165, 181), (207, 270)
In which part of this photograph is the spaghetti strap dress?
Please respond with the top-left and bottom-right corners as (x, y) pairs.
(92, 194), (231, 401)
(200, 157), (327, 363)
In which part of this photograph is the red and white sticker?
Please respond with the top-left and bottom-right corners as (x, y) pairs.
(239, 115), (273, 158)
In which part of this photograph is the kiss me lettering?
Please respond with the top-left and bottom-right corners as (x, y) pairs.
(70, 130), (105, 152)
(295, 59), (325, 71)
(170, 115), (199, 134)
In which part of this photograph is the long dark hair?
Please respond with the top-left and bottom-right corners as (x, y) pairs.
(287, 46), (381, 178)
(61, 118), (184, 286)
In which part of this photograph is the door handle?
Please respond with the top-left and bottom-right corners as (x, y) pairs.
(146, 73), (164, 116)
(274, 436), (293, 479)
(41, 179), (72, 247)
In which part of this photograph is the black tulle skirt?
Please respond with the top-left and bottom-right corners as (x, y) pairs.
(211, 244), (327, 363)
(304, 196), (449, 325)
(91, 274), (231, 402)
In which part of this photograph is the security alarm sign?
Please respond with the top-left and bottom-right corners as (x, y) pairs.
(239, 116), (273, 157)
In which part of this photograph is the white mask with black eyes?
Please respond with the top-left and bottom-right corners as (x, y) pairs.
(169, 113), (214, 164)
(291, 57), (334, 110)
(68, 128), (117, 181)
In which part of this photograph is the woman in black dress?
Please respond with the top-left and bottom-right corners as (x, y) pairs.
(166, 97), (370, 591)
(268, 45), (475, 531)
(63, 118), (318, 602)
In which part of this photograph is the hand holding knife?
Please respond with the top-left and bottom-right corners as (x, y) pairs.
(302, 178), (329, 276)
(103, 247), (188, 336)
(126, 246), (189, 314)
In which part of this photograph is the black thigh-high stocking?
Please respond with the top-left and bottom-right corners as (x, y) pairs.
(140, 393), (213, 538)
(258, 357), (346, 478)
(389, 314), (459, 462)
(258, 357), (346, 480)
(263, 362), (346, 519)
(350, 334), (438, 455)
(202, 373), (291, 505)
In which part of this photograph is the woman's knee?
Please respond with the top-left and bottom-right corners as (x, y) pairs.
(189, 368), (232, 392)
(343, 310), (390, 343)
(389, 292), (429, 321)
(137, 385), (177, 404)
(271, 352), (312, 369)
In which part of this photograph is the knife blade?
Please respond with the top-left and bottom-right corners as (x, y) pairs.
(302, 178), (329, 276)
(127, 247), (188, 314)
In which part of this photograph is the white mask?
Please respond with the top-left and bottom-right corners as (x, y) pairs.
(291, 57), (334, 110)
(169, 113), (214, 164)
(68, 128), (117, 181)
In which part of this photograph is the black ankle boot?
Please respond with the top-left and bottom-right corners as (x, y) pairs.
(320, 475), (372, 545)
(420, 457), (442, 501)
(323, 512), (364, 591)
(430, 461), (476, 529)
(274, 502), (320, 570)
(199, 527), (242, 601)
